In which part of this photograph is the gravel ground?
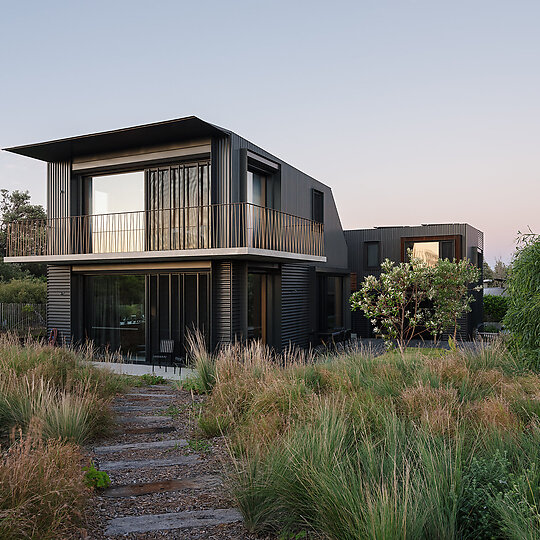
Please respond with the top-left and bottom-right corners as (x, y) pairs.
(80, 384), (261, 539)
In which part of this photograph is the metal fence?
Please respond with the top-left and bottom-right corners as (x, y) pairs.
(0, 303), (46, 331)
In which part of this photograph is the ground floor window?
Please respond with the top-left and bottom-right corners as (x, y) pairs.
(83, 271), (210, 362)
(317, 274), (344, 333)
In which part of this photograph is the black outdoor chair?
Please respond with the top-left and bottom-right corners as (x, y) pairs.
(152, 339), (186, 376)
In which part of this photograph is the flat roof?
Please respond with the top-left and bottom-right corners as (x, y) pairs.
(3, 116), (229, 162)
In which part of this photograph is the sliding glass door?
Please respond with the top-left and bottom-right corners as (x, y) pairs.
(147, 272), (210, 360)
(85, 274), (146, 359)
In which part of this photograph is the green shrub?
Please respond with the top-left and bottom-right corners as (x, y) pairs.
(0, 278), (46, 304)
(484, 294), (508, 322)
(83, 462), (111, 490)
(504, 233), (540, 352)
(138, 373), (167, 385)
(458, 450), (514, 539)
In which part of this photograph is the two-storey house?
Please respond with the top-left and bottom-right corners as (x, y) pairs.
(4, 116), (350, 360)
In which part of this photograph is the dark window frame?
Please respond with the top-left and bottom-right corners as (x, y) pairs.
(364, 241), (381, 270)
(312, 189), (324, 224)
(400, 235), (462, 262)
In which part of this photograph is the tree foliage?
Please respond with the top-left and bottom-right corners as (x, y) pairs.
(0, 190), (46, 280)
(350, 253), (480, 353)
(504, 232), (540, 352)
(0, 278), (46, 304)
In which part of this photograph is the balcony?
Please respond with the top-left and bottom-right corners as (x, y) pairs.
(5, 203), (325, 264)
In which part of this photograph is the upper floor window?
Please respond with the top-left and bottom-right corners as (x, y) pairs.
(87, 171), (145, 253)
(365, 241), (380, 269)
(312, 189), (324, 224)
(90, 171), (144, 215)
(403, 238), (458, 266)
(247, 170), (275, 208)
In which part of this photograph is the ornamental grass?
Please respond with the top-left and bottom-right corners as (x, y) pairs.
(197, 339), (540, 539)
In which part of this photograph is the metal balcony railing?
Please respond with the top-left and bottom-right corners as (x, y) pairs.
(6, 203), (324, 258)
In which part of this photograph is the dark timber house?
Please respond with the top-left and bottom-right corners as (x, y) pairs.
(345, 224), (484, 339)
(4, 117), (350, 361)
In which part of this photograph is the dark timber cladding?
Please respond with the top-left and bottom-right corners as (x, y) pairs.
(47, 265), (71, 344)
(281, 264), (311, 349)
(345, 224), (484, 339)
(47, 162), (70, 220)
(212, 261), (247, 347)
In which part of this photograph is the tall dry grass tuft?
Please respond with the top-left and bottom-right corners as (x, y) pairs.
(0, 426), (89, 539)
(200, 338), (540, 538)
(0, 373), (112, 443)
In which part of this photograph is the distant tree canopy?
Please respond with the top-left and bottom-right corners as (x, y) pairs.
(0, 189), (46, 280)
(483, 259), (510, 285)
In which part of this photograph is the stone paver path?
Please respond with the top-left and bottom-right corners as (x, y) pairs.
(86, 383), (246, 539)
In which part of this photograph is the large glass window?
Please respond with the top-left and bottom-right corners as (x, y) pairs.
(90, 171), (145, 252)
(404, 239), (457, 266)
(85, 274), (146, 359)
(147, 162), (210, 250)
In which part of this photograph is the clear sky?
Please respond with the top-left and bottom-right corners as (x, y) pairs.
(1, 0), (538, 265)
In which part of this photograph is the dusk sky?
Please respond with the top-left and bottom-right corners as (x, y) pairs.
(1, 0), (538, 265)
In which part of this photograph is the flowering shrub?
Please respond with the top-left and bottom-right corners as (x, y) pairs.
(350, 253), (480, 353)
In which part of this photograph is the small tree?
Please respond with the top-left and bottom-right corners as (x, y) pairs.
(426, 258), (481, 342)
(350, 253), (480, 354)
(350, 257), (433, 354)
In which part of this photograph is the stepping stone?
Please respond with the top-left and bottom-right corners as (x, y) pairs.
(99, 455), (199, 472)
(103, 475), (220, 497)
(126, 392), (176, 398)
(94, 439), (187, 454)
(123, 426), (176, 435)
(113, 405), (159, 413)
(116, 415), (173, 424)
(105, 508), (242, 535)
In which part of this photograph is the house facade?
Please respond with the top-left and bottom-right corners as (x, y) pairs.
(4, 117), (350, 360)
(345, 224), (484, 339)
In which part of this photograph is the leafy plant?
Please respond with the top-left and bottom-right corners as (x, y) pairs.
(83, 461), (111, 489)
(158, 404), (182, 418)
(484, 294), (509, 322)
(458, 451), (514, 539)
(138, 373), (167, 385)
(187, 438), (211, 452)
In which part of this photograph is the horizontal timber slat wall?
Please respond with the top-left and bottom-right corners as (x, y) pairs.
(47, 265), (71, 345)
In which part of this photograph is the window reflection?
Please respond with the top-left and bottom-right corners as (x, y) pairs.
(91, 171), (145, 253)
(412, 241), (439, 266)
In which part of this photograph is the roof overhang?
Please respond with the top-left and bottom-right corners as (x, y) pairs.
(3, 116), (229, 162)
